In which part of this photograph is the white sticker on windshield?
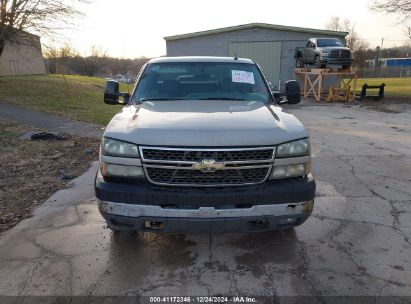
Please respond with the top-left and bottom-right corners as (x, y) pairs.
(232, 70), (255, 84)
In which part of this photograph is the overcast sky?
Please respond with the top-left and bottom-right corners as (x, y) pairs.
(57, 0), (410, 58)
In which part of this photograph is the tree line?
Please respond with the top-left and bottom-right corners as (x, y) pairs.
(42, 40), (411, 81)
(43, 44), (149, 78)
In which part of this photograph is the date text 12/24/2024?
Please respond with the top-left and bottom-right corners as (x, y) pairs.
(149, 297), (258, 303)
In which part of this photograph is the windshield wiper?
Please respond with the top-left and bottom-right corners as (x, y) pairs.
(140, 97), (187, 101)
(197, 97), (246, 101)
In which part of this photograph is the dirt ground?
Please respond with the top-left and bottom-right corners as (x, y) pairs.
(357, 98), (411, 113)
(0, 119), (100, 233)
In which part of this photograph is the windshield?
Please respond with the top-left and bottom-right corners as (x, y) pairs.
(132, 62), (272, 103)
(317, 38), (344, 47)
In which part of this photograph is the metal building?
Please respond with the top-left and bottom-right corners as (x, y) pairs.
(165, 23), (348, 86)
(0, 30), (46, 76)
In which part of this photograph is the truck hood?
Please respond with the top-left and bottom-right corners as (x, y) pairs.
(103, 100), (308, 147)
(317, 46), (352, 52)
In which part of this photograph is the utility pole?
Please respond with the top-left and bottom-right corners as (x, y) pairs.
(380, 37), (385, 78)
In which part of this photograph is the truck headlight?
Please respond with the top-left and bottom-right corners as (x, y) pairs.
(270, 162), (311, 180)
(101, 163), (145, 178)
(276, 138), (310, 158)
(320, 51), (329, 56)
(102, 137), (140, 158)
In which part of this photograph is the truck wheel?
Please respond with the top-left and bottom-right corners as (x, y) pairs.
(315, 56), (323, 68)
(295, 58), (304, 68)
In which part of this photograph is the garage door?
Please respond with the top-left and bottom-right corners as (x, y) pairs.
(229, 41), (281, 86)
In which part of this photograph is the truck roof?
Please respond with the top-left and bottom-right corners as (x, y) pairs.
(149, 56), (255, 64)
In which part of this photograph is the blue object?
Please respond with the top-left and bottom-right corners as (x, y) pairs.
(386, 58), (411, 67)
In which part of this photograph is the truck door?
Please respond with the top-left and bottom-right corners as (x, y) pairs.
(304, 40), (316, 64)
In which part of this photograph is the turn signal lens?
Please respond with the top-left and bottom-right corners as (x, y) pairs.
(303, 200), (314, 214)
(101, 163), (145, 178)
(270, 162), (311, 180)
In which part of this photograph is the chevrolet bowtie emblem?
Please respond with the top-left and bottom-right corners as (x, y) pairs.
(192, 159), (225, 171)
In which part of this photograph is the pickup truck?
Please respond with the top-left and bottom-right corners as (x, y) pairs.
(295, 38), (353, 69)
(114, 74), (132, 84)
(95, 56), (316, 233)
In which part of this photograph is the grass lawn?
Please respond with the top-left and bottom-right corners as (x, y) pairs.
(1, 75), (409, 126)
(355, 77), (411, 98)
(0, 74), (133, 125)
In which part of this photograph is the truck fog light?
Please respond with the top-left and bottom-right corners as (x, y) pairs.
(101, 163), (145, 178)
(270, 162), (311, 180)
(278, 217), (298, 225)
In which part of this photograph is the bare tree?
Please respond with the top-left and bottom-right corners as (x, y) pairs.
(326, 16), (351, 32)
(325, 16), (370, 51)
(81, 45), (107, 77)
(371, 0), (411, 39)
(372, 0), (411, 14)
(43, 43), (79, 73)
(0, 0), (90, 57)
(325, 16), (370, 67)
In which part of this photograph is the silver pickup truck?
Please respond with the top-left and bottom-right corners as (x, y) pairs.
(295, 38), (353, 69)
(95, 56), (316, 233)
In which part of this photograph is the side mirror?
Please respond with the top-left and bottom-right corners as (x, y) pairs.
(285, 80), (301, 104)
(104, 80), (130, 105)
(123, 93), (130, 103)
(104, 80), (120, 105)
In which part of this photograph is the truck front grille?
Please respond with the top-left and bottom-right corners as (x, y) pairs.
(142, 148), (274, 162)
(146, 167), (269, 186)
(140, 146), (275, 187)
(329, 50), (351, 58)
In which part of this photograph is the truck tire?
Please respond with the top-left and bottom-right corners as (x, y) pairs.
(315, 56), (324, 68)
(295, 58), (304, 68)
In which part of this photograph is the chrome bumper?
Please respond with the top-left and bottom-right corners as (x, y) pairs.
(98, 200), (314, 233)
(99, 200), (314, 219)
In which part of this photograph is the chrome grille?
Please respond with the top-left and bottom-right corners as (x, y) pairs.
(140, 146), (275, 186)
(146, 167), (269, 185)
(329, 50), (351, 58)
(142, 148), (274, 162)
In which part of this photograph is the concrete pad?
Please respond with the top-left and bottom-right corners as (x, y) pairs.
(1, 102), (411, 297)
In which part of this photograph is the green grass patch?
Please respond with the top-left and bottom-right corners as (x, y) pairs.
(2, 75), (409, 126)
(355, 77), (411, 98)
(0, 74), (133, 125)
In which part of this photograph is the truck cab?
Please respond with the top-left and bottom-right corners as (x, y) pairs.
(95, 56), (316, 233)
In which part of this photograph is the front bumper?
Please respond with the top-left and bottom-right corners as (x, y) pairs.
(95, 171), (315, 233)
(99, 207), (312, 233)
